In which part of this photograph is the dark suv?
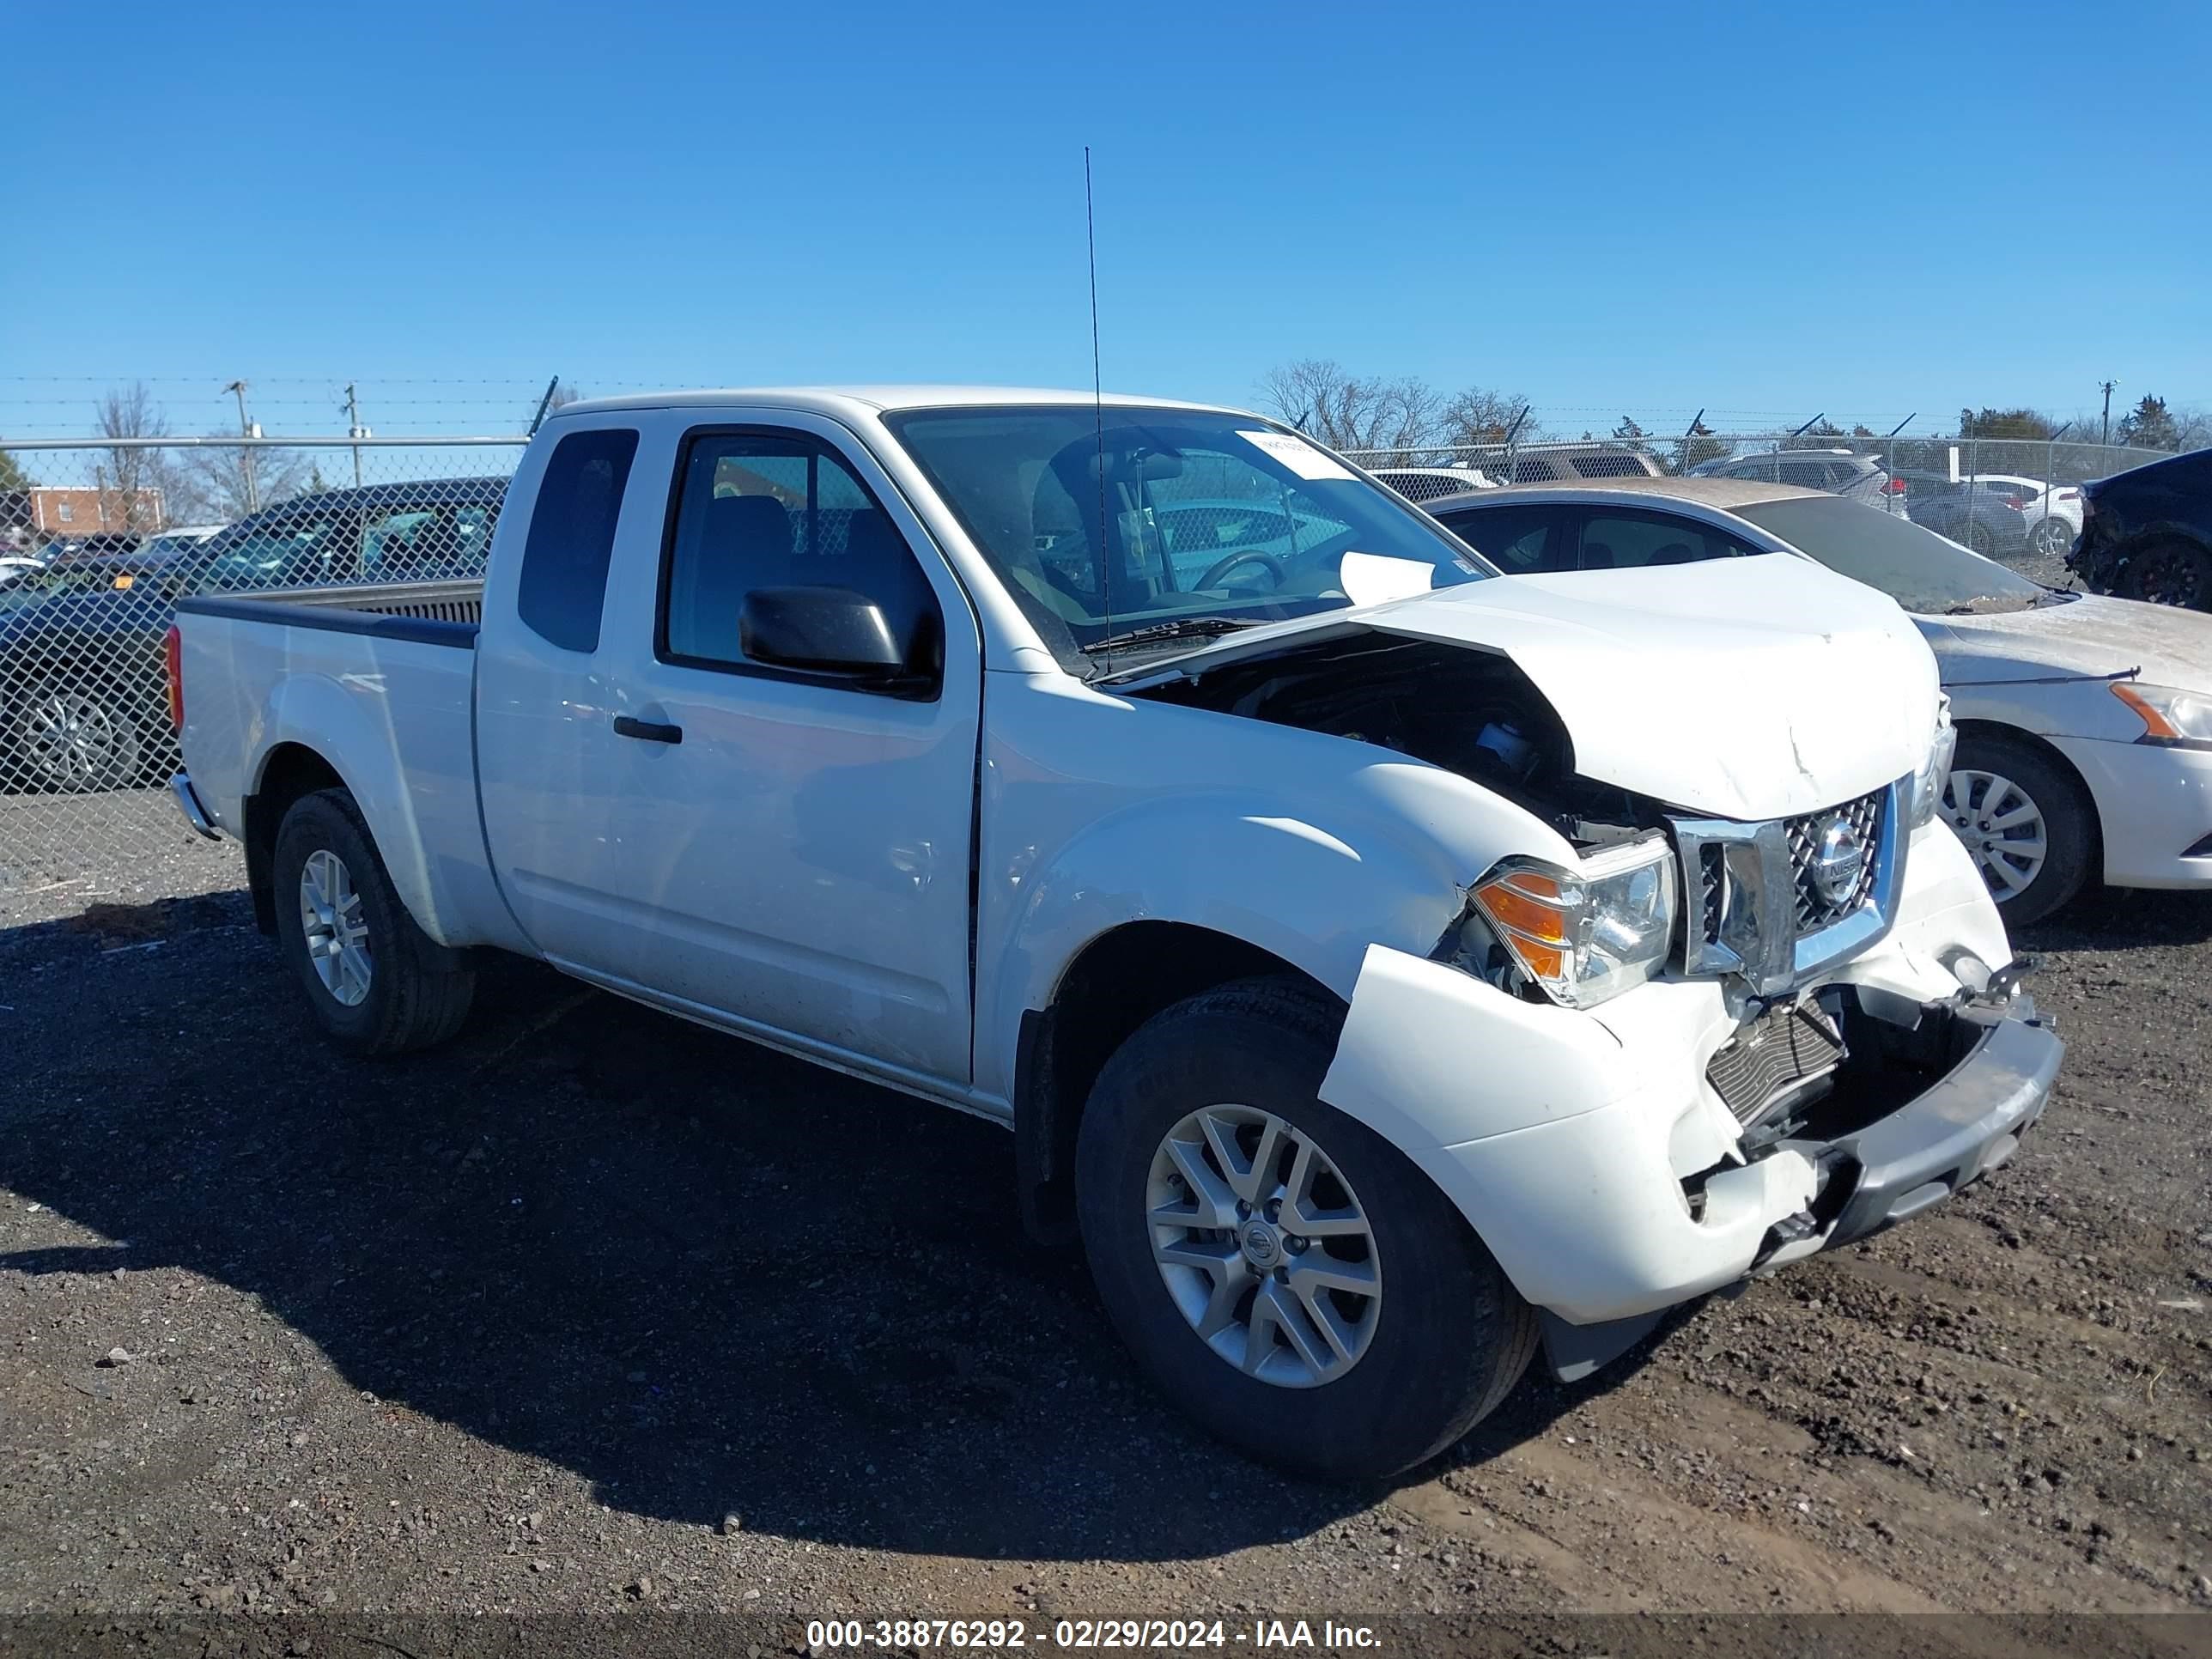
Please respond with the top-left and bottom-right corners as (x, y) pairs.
(2069, 447), (2212, 611)
(0, 477), (505, 793)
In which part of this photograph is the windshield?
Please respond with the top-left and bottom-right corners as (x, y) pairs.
(1731, 495), (2054, 614)
(882, 405), (1492, 670)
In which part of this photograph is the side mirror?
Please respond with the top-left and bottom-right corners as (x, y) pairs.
(738, 586), (926, 686)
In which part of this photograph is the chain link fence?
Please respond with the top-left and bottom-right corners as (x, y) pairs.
(0, 417), (2191, 909)
(1340, 430), (2172, 490)
(0, 437), (523, 904)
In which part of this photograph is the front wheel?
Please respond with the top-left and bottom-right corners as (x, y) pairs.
(2117, 538), (2212, 611)
(272, 787), (477, 1054)
(1942, 735), (2096, 927)
(1960, 519), (1997, 556)
(1075, 977), (1536, 1480)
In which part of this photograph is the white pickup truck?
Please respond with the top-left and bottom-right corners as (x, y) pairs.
(170, 387), (2059, 1480)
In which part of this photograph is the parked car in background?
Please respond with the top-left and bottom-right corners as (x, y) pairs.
(2069, 447), (2212, 611)
(1495, 443), (1664, 483)
(168, 386), (2043, 1480)
(1887, 471), (2031, 559)
(1430, 478), (2212, 923)
(1691, 447), (1903, 514)
(1970, 475), (2083, 560)
(0, 477), (503, 793)
(129, 524), (230, 564)
(1370, 465), (1496, 503)
(0, 554), (44, 594)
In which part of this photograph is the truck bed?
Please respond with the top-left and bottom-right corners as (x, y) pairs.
(174, 578), (483, 646)
(171, 574), (528, 954)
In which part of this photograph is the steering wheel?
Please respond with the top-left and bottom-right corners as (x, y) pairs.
(1195, 550), (1285, 590)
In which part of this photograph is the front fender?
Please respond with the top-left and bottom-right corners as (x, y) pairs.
(977, 786), (1490, 1105)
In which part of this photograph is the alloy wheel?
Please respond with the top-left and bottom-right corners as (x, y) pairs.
(299, 848), (374, 1006)
(21, 690), (127, 791)
(1146, 1104), (1381, 1388)
(1944, 769), (2047, 902)
(2029, 518), (2073, 559)
(2130, 544), (2208, 609)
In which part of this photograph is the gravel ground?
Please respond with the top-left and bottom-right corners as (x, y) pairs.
(1, 844), (2209, 1645)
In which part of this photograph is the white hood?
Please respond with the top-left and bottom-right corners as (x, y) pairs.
(1127, 556), (1941, 822)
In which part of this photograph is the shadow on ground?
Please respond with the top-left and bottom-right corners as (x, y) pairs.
(0, 902), (1637, 1564)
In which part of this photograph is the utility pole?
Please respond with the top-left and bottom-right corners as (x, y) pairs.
(343, 383), (367, 488)
(2099, 380), (2118, 446)
(223, 379), (260, 514)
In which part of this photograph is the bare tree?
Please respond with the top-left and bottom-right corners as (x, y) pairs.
(1256, 360), (1442, 461)
(94, 382), (179, 534)
(173, 441), (312, 524)
(1437, 386), (1531, 447)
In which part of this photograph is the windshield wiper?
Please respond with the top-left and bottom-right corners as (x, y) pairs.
(1080, 617), (1258, 658)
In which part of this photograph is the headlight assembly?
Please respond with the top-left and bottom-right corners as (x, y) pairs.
(2112, 680), (2212, 750)
(1911, 694), (1958, 828)
(1454, 836), (1678, 1009)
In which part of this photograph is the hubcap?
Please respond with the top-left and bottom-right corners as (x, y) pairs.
(22, 691), (124, 788)
(1943, 769), (2047, 902)
(298, 848), (373, 1006)
(1146, 1105), (1381, 1389)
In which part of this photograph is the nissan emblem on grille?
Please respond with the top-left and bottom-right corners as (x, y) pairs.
(1784, 788), (1887, 933)
(1809, 815), (1866, 908)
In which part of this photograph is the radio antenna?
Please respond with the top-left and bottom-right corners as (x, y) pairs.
(1086, 145), (1112, 669)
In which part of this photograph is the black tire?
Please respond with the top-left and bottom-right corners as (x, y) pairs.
(2116, 538), (2212, 611)
(1075, 976), (1537, 1481)
(7, 678), (143, 794)
(1961, 519), (1996, 556)
(1947, 733), (2097, 927)
(271, 787), (477, 1054)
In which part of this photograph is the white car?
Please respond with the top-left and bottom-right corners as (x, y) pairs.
(1429, 478), (2212, 923)
(168, 386), (2051, 1480)
(1973, 475), (2084, 561)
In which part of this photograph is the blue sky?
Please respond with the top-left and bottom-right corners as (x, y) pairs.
(5, 0), (2207, 439)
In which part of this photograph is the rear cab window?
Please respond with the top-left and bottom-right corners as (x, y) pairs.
(516, 427), (641, 653)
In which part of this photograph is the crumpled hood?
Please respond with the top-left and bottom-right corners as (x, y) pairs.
(1933, 592), (2212, 690)
(1131, 556), (1940, 822)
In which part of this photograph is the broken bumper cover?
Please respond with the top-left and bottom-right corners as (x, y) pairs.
(1820, 1004), (2057, 1246)
(1535, 1001), (2059, 1382)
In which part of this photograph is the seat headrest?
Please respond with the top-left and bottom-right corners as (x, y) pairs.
(1581, 541), (1616, 568)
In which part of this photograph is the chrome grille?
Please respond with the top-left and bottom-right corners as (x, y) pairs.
(1672, 778), (1907, 998)
(1783, 788), (1886, 933)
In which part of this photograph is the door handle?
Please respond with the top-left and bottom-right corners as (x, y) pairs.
(611, 714), (683, 745)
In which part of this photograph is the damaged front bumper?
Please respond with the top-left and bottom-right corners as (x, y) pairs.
(1320, 915), (2060, 1384)
(1539, 992), (2057, 1380)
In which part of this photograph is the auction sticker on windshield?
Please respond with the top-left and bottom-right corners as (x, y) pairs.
(1237, 429), (1357, 482)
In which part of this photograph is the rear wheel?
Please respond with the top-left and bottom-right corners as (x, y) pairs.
(1075, 976), (1536, 1480)
(2117, 538), (2212, 611)
(1960, 520), (1997, 556)
(1942, 734), (2095, 927)
(2027, 516), (2075, 560)
(272, 788), (476, 1054)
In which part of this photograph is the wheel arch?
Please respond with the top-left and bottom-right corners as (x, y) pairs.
(1013, 921), (1340, 1245)
(241, 742), (349, 934)
(1950, 719), (2104, 884)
